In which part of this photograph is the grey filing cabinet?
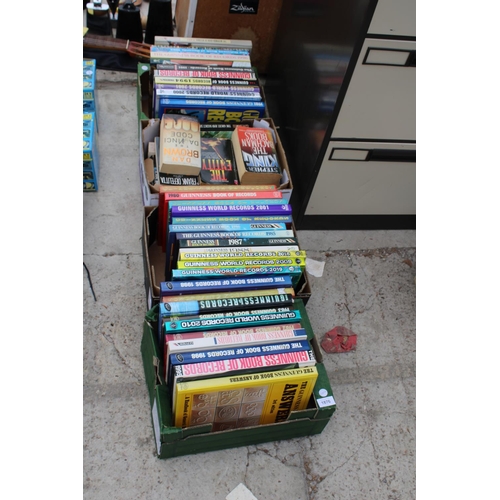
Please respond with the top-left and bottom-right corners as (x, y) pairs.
(265, 0), (416, 229)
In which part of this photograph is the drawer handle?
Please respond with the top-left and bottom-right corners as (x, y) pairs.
(363, 48), (416, 67)
(330, 148), (416, 162)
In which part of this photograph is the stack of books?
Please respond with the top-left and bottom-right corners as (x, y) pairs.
(150, 36), (266, 123)
(83, 59), (99, 192)
(83, 111), (99, 192)
(154, 185), (315, 430)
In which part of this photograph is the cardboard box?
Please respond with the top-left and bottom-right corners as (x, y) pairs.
(138, 118), (294, 207)
(142, 206), (312, 311)
(141, 298), (336, 459)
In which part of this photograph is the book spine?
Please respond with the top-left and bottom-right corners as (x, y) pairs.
(178, 250), (305, 260)
(176, 256), (305, 268)
(164, 323), (304, 341)
(161, 287), (294, 305)
(152, 46), (250, 55)
(153, 36), (253, 51)
(155, 77), (259, 86)
(167, 329), (309, 354)
(178, 238), (299, 248)
(158, 98), (265, 109)
(151, 51), (252, 62)
(156, 89), (262, 101)
(160, 292), (294, 317)
(159, 184), (277, 192)
(154, 84), (261, 94)
(153, 68), (257, 81)
(164, 309), (302, 334)
(174, 230), (294, 240)
(160, 275), (294, 296)
(167, 198), (286, 206)
(155, 63), (253, 72)
(178, 245), (300, 256)
(151, 57), (252, 68)
(170, 266), (303, 284)
(164, 191), (282, 202)
(170, 205), (292, 217)
(170, 215), (290, 224)
(169, 223), (288, 232)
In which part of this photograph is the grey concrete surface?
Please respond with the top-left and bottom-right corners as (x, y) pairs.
(83, 69), (416, 500)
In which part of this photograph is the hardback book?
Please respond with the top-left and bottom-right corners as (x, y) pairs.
(160, 275), (294, 297)
(231, 126), (282, 186)
(163, 322), (304, 341)
(153, 36), (253, 52)
(173, 365), (318, 429)
(159, 290), (295, 317)
(159, 114), (202, 177)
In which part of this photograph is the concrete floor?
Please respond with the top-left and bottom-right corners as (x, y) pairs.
(83, 69), (416, 500)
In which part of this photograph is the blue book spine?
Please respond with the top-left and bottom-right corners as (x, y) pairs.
(167, 198), (287, 207)
(169, 223), (288, 232)
(160, 275), (294, 296)
(170, 205), (292, 217)
(170, 215), (293, 225)
(164, 309), (302, 333)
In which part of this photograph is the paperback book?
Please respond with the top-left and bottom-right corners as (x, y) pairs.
(231, 125), (281, 186)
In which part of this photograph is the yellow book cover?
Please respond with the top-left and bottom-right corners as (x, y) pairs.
(173, 366), (318, 430)
(177, 256), (306, 269)
(160, 114), (201, 176)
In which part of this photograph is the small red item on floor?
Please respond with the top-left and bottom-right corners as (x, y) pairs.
(320, 326), (357, 353)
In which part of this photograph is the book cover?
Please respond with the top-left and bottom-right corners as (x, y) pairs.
(160, 275), (294, 297)
(200, 136), (239, 185)
(159, 114), (202, 176)
(231, 126), (282, 186)
(173, 366), (318, 429)
(157, 98), (266, 123)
